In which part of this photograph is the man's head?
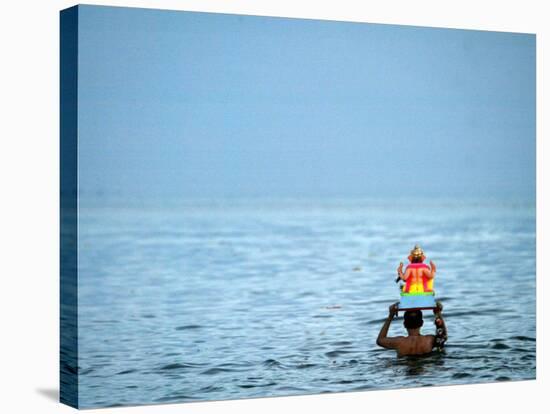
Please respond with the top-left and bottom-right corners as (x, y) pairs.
(403, 310), (424, 330)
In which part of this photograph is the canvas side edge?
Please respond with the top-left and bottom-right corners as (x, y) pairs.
(60, 5), (79, 409)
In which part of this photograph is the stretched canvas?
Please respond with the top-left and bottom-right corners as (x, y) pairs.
(60, 4), (536, 409)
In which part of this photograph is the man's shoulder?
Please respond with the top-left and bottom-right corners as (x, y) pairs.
(383, 335), (407, 343)
(402, 334), (435, 346)
(404, 334), (434, 342)
(422, 334), (436, 347)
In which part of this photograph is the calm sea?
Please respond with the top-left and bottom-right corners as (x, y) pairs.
(74, 198), (536, 408)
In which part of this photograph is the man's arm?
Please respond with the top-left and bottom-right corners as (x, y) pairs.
(376, 303), (403, 349)
(432, 301), (448, 349)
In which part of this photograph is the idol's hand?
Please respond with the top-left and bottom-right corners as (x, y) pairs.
(397, 262), (404, 276)
(430, 260), (436, 273)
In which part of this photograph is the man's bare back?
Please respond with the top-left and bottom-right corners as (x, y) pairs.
(387, 334), (436, 356)
(376, 303), (447, 356)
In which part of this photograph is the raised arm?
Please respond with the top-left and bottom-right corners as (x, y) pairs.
(376, 303), (403, 349)
(426, 260), (436, 279)
(433, 301), (448, 350)
(397, 262), (411, 281)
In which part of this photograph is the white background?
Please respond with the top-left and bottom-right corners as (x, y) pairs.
(0, 1), (547, 413)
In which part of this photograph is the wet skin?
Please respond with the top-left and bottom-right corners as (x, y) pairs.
(376, 303), (447, 356)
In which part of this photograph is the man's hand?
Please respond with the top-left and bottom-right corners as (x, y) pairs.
(389, 303), (399, 318)
(433, 301), (443, 315)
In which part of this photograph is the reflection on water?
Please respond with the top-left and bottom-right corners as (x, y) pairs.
(75, 198), (535, 408)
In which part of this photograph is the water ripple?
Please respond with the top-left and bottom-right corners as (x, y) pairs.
(76, 201), (535, 408)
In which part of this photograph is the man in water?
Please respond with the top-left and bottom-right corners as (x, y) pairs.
(376, 302), (447, 356)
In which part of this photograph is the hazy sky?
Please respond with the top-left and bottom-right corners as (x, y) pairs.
(76, 5), (535, 200)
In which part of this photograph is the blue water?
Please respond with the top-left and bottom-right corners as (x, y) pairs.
(76, 198), (536, 408)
